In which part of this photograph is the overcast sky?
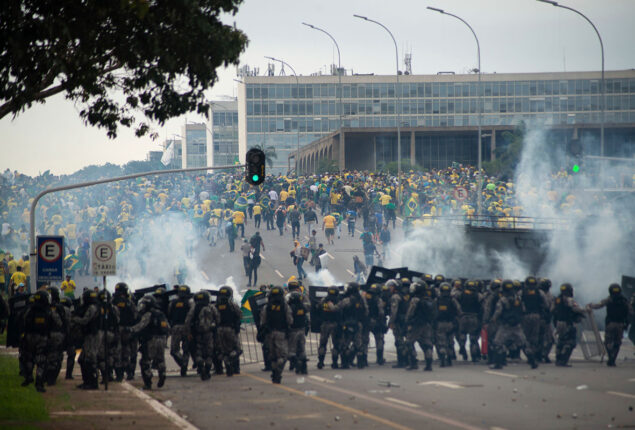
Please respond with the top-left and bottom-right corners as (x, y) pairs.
(2, 0), (634, 176)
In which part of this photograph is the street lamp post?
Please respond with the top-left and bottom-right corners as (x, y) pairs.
(537, 0), (605, 171)
(427, 7), (483, 217)
(354, 14), (402, 208)
(302, 22), (343, 174)
(265, 56), (300, 175)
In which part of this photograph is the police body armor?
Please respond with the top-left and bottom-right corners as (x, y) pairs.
(85, 305), (101, 335)
(52, 304), (67, 333)
(413, 298), (435, 324)
(170, 298), (190, 325)
(367, 297), (380, 321)
(501, 297), (523, 326)
(459, 290), (480, 315)
(320, 297), (340, 323)
(396, 294), (409, 325)
(522, 288), (543, 315)
(345, 295), (364, 324)
(267, 301), (287, 331)
(606, 296), (629, 325)
(113, 295), (135, 327)
(289, 299), (307, 330)
(436, 296), (455, 322)
(102, 304), (118, 333)
(553, 296), (580, 323)
(149, 309), (169, 337)
(26, 305), (50, 335)
(217, 300), (238, 327)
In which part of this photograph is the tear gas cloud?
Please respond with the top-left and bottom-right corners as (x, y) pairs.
(390, 123), (634, 303)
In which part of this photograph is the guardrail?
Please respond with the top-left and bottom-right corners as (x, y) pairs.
(406, 214), (574, 231)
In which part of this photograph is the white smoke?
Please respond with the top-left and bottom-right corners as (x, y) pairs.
(306, 269), (344, 286)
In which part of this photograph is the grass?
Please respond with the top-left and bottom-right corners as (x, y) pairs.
(0, 354), (49, 427)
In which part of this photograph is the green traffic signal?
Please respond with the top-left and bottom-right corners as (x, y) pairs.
(252, 174), (259, 182)
(572, 164), (580, 173)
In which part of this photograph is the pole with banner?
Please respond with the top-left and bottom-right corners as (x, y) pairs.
(91, 241), (116, 390)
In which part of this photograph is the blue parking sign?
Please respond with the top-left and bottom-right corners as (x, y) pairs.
(37, 235), (64, 282)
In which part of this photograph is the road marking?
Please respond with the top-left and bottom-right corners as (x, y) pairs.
(200, 270), (209, 281)
(346, 269), (355, 276)
(275, 269), (284, 278)
(307, 378), (484, 430)
(418, 381), (463, 389)
(309, 375), (335, 384)
(628, 378), (635, 382)
(121, 382), (198, 430)
(242, 373), (412, 430)
(52, 411), (136, 416)
(385, 397), (420, 408)
(326, 252), (335, 260)
(607, 391), (635, 400)
(484, 370), (518, 378)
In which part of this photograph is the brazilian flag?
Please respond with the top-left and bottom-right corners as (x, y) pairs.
(404, 197), (419, 217)
(240, 289), (260, 323)
(234, 196), (248, 212)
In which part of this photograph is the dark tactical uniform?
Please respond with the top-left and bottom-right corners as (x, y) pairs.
(45, 287), (70, 385)
(457, 280), (483, 362)
(185, 291), (220, 380)
(588, 284), (633, 366)
(97, 290), (120, 383)
(112, 283), (138, 381)
(333, 283), (368, 369)
(59, 296), (79, 380)
(491, 281), (532, 369)
(405, 282), (436, 371)
(553, 283), (586, 367)
(389, 280), (411, 368)
(216, 286), (242, 376)
(260, 287), (293, 384)
(287, 290), (310, 374)
(521, 277), (548, 367)
(128, 295), (169, 389)
(168, 285), (192, 376)
(73, 290), (102, 390)
(538, 278), (555, 363)
(362, 284), (386, 365)
(483, 280), (502, 364)
(435, 283), (461, 367)
(317, 287), (342, 369)
(22, 291), (62, 392)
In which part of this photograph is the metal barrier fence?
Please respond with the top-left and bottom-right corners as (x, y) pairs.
(408, 214), (574, 231)
(238, 323), (324, 365)
(578, 309), (606, 361)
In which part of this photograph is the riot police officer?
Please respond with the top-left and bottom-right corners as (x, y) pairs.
(73, 290), (101, 390)
(333, 282), (368, 369)
(362, 284), (386, 366)
(112, 282), (137, 381)
(126, 295), (169, 389)
(553, 283), (585, 367)
(45, 286), (70, 385)
(483, 279), (502, 364)
(491, 280), (532, 369)
(435, 282), (461, 367)
(260, 286), (293, 384)
(216, 286), (242, 376)
(405, 281), (436, 371)
(168, 285), (192, 376)
(538, 278), (555, 363)
(587, 283), (633, 366)
(389, 279), (410, 368)
(287, 289), (310, 374)
(457, 280), (483, 362)
(317, 286), (342, 369)
(186, 291), (220, 380)
(521, 276), (548, 369)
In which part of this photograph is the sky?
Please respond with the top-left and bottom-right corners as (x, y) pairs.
(1, 0), (634, 176)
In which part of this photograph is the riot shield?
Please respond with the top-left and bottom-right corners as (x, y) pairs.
(308, 285), (344, 333)
(7, 294), (31, 347)
(247, 291), (268, 330)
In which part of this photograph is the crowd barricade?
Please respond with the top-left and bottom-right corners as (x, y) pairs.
(577, 309), (606, 361)
(408, 214), (572, 231)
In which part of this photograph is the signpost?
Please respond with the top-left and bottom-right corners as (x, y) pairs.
(92, 241), (116, 390)
(37, 236), (64, 285)
(454, 187), (468, 202)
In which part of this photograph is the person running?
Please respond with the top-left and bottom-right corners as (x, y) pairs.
(322, 213), (336, 245)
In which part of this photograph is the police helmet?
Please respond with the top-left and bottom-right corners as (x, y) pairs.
(439, 282), (452, 296)
(98, 289), (111, 302)
(512, 280), (522, 291)
(465, 280), (477, 291)
(115, 282), (129, 295)
(59, 296), (72, 308)
(538, 278), (551, 292)
(452, 279), (463, 290)
(345, 282), (360, 296)
(559, 283), (573, 297)
(33, 290), (51, 306)
(434, 274), (445, 286)
(385, 279), (399, 291)
(368, 283), (380, 296)
(194, 291), (210, 305)
(423, 274), (433, 283)
(47, 286), (61, 304)
(327, 286), (339, 297)
(288, 280), (301, 291)
(608, 283), (621, 296)
(178, 285), (191, 298)
(269, 286), (283, 299)
(502, 279), (515, 293)
(83, 289), (99, 305)
(490, 279), (502, 291)
(153, 286), (167, 298)
(219, 286), (233, 299)
(524, 276), (538, 289)
(412, 281), (427, 297)
(139, 294), (157, 312)
(288, 290), (303, 303)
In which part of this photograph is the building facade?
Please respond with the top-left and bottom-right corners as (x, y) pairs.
(209, 100), (239, 167)
(237, 70), (635, 173)
(181, 123), (208, 168)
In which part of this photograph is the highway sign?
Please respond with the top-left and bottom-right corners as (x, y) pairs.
(37, 236), (64, 282)
(92, 241), (116, 276)
(454, 187), (468, 201)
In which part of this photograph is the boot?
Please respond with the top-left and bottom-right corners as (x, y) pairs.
(446, 355), (453, 367)
(271, 369), (282, 384)
(407, 355), (418, 370)
(357, 355), (364, 369)
(439, 354), (447, 368)
(331, 355), (339, 369)
(66, 357), (75, 379)
(491, 352), (503, 370)
(216, 357), (226, 374)
(300, 359), (308, 375)
(21, 376), (33, 386)
(115, 367), (124, 382)
(317, 355), (325, 370)
(459, 345), (468, 361)
(341, 353), (350, 369)
(376, 349), (385, 365)
(180, 364), (188, 377)
(362, 354), (368, 368)
(289, 357), (296, 372)
(528, 354), (538, 369)
(392, 352), (405, 368)
(424, 357), (433, 371)
(126, 366), (135, 380)
(233, 357), (241, 375)
(157, 371), (166, 388)
(225, 360), (234, 377)
(172, 354), (183, 369)
(35, 376), (46, 393)
(47, 371), (57, 386)
(142, 374), (152, 390)
(543, 355), (551, 364)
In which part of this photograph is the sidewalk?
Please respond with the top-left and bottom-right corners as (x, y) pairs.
(0, 346), (196, 430)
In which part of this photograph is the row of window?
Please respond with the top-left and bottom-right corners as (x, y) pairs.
(246, 95), (635, 117)
(246, 79), (635, 100)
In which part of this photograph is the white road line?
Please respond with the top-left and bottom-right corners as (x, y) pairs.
(484, 370), (518, 378)
(418, 381), (463, 389)
(309, 375), (335, 384)
(607, 391), (635, 400)
(629, 378), (635, 382)
(200, 270), (209, 281)
(384, 397), (420, 408)
(51, 411), (136, 416)
(326, 253), (335, 260)
(275, 269), (284, 278)
(121, 382), (199, 430)
(346, 269), (355, 276)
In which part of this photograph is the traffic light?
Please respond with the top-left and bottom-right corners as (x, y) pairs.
(245, 148), (265, 185)
(567, 139), (583, 174)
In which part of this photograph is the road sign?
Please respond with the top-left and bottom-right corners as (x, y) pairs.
(37, 235), (64, 282)
(454, 187), (468, 201)
(92, 241), (116, 276)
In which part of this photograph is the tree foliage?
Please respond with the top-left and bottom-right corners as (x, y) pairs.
(317, 158), (338, 174)
(483, 122), (526, 180)
(248, 144), (277, 168)
(0, 0), (248, 138)
(378, 158), (422, 175)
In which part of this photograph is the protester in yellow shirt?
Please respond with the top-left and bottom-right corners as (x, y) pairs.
(61, 275), (76, 298)
(9, 266), (27, 296)
(322, 214), (336, 245)
(233, 210), (245, 238)
(253, 204), (262, 229)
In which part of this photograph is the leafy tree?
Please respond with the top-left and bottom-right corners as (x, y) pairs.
(122, 159), (166, 175)
(317, 158), (339, 174)
(69, 163), (123, 181)
(249, 144), (277, 168)
(0, 0), (248, 138)
(483, 122), (526, 180)
(378, 158), (422, 175)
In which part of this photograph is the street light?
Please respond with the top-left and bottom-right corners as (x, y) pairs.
(536, 0), (605, 168)
(302, 22), (344, 174)
(427, 7), (483, 216)
(265, 55), (300, 175)
(353, 14), (402, 208)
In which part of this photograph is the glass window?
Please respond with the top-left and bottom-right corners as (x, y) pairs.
(425, 83), (432, 97)
(440, 83), (448, 97)
(246, 87), (253, 99)
(433, 83), (440, 97)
